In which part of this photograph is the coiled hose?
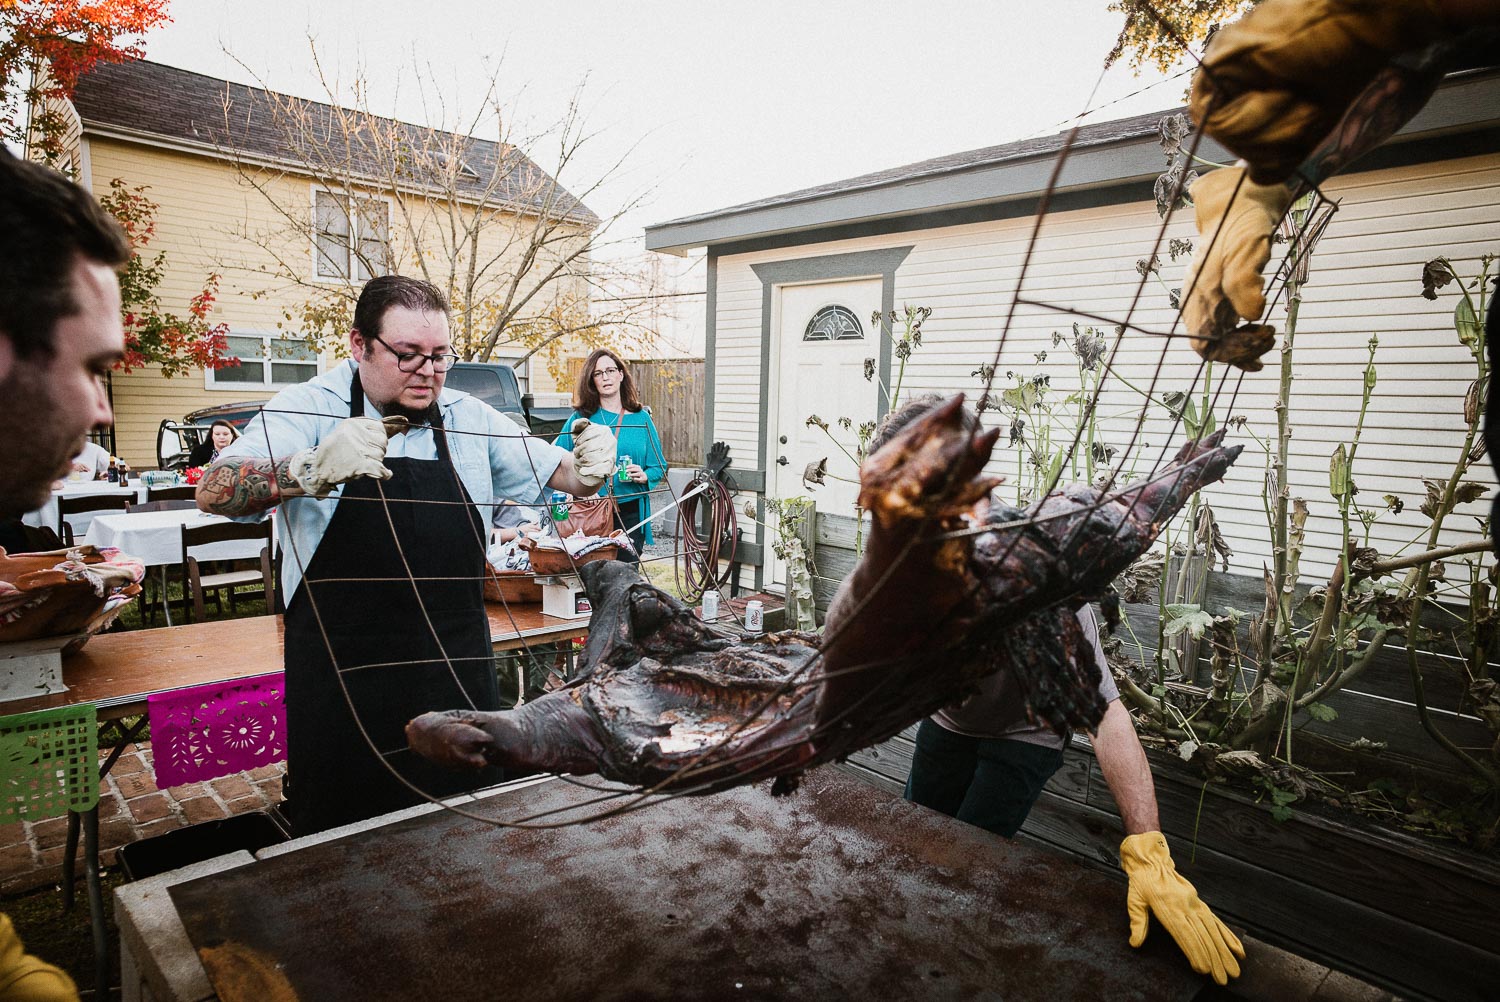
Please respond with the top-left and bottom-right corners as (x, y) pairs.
(675, 471), (737, 602)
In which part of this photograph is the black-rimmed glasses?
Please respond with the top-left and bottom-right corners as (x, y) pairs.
(593, 366), (623, 380)
(369, 333), (461, 373)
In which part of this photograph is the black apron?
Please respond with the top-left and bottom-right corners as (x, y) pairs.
(283, 372), (502, 835)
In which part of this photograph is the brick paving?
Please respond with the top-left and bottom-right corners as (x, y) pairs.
(0, 742), (283, 895)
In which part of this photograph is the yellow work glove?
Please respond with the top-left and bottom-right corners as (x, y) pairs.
(1190, 0), (1455, 183)
(1120, 832), (1244, 986)
(0, 914), (78, 1002)
(569, 419), (617, 490)
(1181, 167), (1293, 372)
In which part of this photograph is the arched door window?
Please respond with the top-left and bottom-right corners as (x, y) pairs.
(804, 305), (864, 342)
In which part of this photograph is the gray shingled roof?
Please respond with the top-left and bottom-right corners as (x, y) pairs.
(654, 108), (1172, 230)
(646, 66), (1500, 254)
(72, 57), (599, 227)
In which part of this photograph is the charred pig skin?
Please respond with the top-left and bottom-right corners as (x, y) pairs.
(407, 395), (1241, 796)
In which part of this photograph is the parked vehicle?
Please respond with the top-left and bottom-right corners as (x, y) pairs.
(156, 362), (566, 469)
(438, 361), (572, 439)
(156, 400), (267, 470)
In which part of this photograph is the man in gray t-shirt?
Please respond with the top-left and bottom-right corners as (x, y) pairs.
(881, 394), (1240, 986)
(904, 603), (1126, 837)
(933, 604), (1119, 750)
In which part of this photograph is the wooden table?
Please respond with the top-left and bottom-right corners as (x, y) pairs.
(3, 603), (588, 719)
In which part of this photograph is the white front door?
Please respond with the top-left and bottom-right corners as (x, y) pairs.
(769, 278), (882, 586)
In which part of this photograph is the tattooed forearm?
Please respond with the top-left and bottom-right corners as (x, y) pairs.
(195, 457), (306, 516)
(1293, 62), (1444, 196)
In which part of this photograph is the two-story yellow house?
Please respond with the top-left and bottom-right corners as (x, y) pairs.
(42, 56), (599, 467)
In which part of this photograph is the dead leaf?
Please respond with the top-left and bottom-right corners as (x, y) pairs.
(1421, 257), (1456, 300)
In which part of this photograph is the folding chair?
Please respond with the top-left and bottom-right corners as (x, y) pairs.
(131, 500), (197, 514)
(180, 520), (275, 621)
(56, 493), (131, 545)
(145, 484), (198, 504)
(0, 704), (107, 998)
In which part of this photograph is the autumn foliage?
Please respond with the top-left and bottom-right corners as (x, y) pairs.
(1, 1), (173, 160)
(1106, 0), (1255, 72)
(98, 178), (235, 375)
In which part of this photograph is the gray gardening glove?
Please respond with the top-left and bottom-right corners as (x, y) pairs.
(290, 416), (406, 497)
(570, 419), (616, 490)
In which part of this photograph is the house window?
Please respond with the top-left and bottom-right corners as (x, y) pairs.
(804, 305), (864, 341)
(208, 334), (319, 389)
(314, 190), (390, 281)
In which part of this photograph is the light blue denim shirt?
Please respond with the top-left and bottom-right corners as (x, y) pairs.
(217, 360), (567, 603)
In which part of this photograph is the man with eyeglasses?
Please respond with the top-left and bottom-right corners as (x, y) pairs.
(197, 274), (616, 835)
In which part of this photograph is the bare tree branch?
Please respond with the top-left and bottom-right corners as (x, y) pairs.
(211, 39), (662, 380)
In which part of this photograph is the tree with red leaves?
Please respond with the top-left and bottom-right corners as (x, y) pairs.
(97, 178), (236, 375)
(2, 1), (173, 162)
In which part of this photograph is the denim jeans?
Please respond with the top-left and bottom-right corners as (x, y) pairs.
(903, 717), (1065, 837)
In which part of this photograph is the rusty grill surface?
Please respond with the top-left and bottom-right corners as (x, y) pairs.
(169, 769), (1201, 1001)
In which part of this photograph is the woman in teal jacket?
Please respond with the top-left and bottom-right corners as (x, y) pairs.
(556, 348), (667, 558)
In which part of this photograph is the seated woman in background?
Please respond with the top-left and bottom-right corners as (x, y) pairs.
(70, 440), (110, 480)
(187, 420), (239, 468)
(556, 349), (667, 560)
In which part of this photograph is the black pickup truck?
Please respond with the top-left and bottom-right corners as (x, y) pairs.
(157, 361), (575, 468)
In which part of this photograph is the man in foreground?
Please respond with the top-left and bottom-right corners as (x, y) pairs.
(875, 396), (1244, 986)
(198, 275), (616, 835)
(0, 148), (132, 1002)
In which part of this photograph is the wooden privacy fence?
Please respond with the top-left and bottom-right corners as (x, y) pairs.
(631, 358), (705, 468)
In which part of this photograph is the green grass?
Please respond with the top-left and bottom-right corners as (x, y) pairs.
(5, 861), (126, 996)
(112, 569), (270, 632)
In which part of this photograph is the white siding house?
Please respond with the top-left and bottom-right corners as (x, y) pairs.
(646, 69), (1500, 595)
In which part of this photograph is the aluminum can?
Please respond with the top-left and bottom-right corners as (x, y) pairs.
(701, 589), (720, 621)
(550, 490), (569, 522)
(617, 454), (633, 484)
(744, 599), (764, 632)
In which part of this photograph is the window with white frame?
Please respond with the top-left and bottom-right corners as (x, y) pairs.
(314, 190), (390, 281)
(208, 334), (320, 389)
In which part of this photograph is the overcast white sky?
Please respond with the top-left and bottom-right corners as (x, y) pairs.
(140, 1), (1189, 258)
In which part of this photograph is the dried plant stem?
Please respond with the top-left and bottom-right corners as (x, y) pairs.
(1370, 539), (1492, 574)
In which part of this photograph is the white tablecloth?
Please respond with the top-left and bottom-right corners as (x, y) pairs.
(88, 509), (265, 567)
(23, 482), (147, 540)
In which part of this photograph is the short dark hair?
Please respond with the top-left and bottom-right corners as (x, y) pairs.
(0, 149), (130, 359)
(869, 393), (981, 454)
(352, 275), (450, 350)
(573, 347), (642, 413)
